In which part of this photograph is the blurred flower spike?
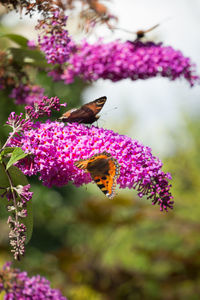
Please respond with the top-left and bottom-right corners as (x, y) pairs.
(25, 96), (66, 119)
(0, 262), (67, 299)
(6, 96), (66, 132)
(61, 39), (199, 86)
(10, 84), (45, 105)
(9, 121), (174, 212)
(37, 10), (72, 65)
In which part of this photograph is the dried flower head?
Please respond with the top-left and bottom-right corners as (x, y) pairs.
(0, 182), (33, 260)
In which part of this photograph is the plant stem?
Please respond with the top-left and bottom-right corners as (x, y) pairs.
(0, 130), (17, 154)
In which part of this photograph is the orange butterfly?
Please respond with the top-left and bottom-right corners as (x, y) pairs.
(59, 96), (107, 124)
(74, 152), (120, 198)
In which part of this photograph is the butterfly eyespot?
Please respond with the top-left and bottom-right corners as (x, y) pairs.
(94, 178), (101, 183)
(101, 176), (107, 180)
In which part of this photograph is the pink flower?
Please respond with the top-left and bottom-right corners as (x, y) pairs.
(27, 40), (37, 49)
(6, 112), (33, 131)
(60, 40), (199, 86)
(6, 96), (65, 131)
(10, 84), (45, 105)
(37, 11), (71, 64)
(25, 96), (66, 119)
(9, 121), (174, 211)
(0, 262), (67, 299)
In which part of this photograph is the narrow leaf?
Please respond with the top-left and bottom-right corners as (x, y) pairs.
(9, 48), (46, 65)
(0, 33), (28, 48)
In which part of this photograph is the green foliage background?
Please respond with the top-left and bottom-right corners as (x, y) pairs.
(0, 25), (200, 300)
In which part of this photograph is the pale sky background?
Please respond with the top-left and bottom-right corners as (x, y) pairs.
(2, 0), (200, 158)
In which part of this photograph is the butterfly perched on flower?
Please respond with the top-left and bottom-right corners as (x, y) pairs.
(74, 152), (120, 198)
(59, 96), (107, 124)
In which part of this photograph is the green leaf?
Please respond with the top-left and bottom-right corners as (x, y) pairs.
(0, 164), (33, 244)
(9, 48), (46, 65)
(0, 33), (29, 48)
(6, 147), (28, 170)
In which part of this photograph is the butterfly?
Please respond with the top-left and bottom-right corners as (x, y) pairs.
(135, 17), (172, 39)
(74, 152), (120, 198)
(113, 23), (160, 39)
(59, 96), (107, 124)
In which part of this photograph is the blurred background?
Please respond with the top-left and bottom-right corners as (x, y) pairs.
(0, 0), (200, 299)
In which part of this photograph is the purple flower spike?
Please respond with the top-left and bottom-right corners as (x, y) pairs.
(38, 10), (71, 64)
(10, 84), (45, 105)
(6, 96), (64, 140)
(9, 121), (174, 212)
(25, 96), (66, 119)
(61, 40), (199, 86)
(15, 184), (33, 204)
(0, 262), (67, 299)
(6, 112), (33, 131)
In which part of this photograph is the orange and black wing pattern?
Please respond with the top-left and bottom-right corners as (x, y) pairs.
(74, 151), (120, 198)
(59, 96), (107, 124)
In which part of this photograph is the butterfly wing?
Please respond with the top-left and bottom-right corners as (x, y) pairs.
(74, 159), (89, 171)
(75, 152), (120, 199)
(59, 96), (107, 124)
(83, 96), (107, 116)
(91, 158), (120, 199)
(59, 107), (92, 123)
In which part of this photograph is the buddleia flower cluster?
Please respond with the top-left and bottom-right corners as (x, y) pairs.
(37, 10), (71, 65)
(0, 262), (67, 299)
(6, 96), (64, 132)
(9, 119), (174, 212)
(10, 84), (45, 105)
(1, 96), (66, 260)
(59, 39), (199, 86)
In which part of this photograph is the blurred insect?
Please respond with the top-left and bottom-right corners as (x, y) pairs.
(74, 152), (120, 198)
(78, 0), (117, 33)
(114, 23), (160, 40)
(59, 96), (107, 124)
(135, 23), (160, 39)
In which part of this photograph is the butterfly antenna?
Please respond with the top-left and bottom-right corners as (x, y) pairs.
(113, 17), (172, 36)
(144, 23), (160, 33)
(145, 17), (172, 33)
